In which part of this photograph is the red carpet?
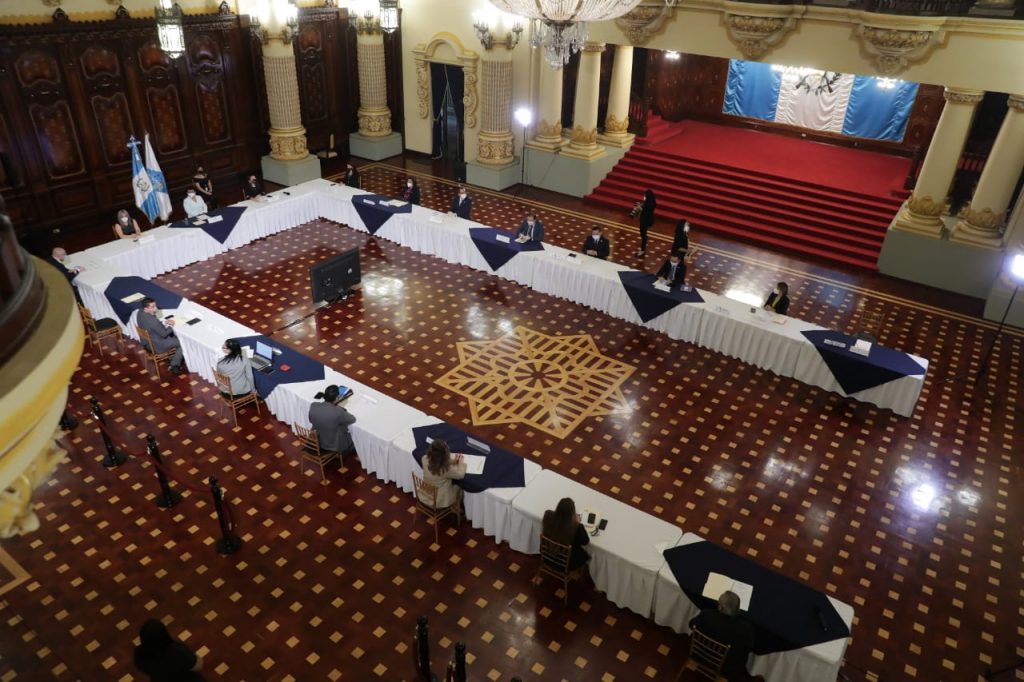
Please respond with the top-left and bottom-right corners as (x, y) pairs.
(587, 120), (909, 270)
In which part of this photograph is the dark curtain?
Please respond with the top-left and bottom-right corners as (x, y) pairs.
(430, 62), (465, 163)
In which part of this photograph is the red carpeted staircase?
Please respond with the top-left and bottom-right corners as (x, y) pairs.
(587, 121), (908, 270)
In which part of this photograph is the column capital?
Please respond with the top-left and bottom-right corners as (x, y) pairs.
(1008, 94), (1024, 111)
(943, 87), (984, 104)
(582, 41), (606, 53)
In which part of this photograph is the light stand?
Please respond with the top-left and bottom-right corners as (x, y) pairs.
(514, 107), (532, 202)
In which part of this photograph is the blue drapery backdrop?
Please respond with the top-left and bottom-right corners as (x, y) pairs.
(722, 59), (918, 142)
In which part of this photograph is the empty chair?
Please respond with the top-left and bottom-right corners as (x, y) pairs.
(78, 304), (123, 355)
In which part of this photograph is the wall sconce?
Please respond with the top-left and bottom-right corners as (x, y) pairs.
(473, 11), (522, 50)
(378, 0), (399, 34)
(250, 0), (299, 44)
(155, 0), (186, 59)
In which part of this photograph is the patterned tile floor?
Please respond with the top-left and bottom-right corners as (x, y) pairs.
(1, 162), (1021, 681)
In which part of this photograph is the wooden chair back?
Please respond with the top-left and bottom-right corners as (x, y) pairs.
(412, 472), (461, 544)
(534, 534), (584, 606)
(137, 327), (176, 380)
(294, 424), (338, 485)
(686, 627), (731, 681)
(213, 369), (260, 428)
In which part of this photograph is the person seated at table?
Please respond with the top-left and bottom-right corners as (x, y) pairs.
(138, 297), (184, 375)
(540, 497), (590, 571)
(449, 185), (473, 220)
(672, 218), (691, 255)
(216, 339), (255, 399)
(581, 224), (610, 260)
(655, 251), (686, 289)
(133, 618), (204, 682)
(343, 163), (361, 189)
(401, 178), (421, 205)
(113, 209), (143, 240)
(308, 385), (357, 455)
(192, 165), (217, 211)
(242, 174), (264, 200)
(763, 281), (790, 316)
(418, 438), (466, 509)
(44, 246), (84, 304)
(688, 590), (755, 680)
(516, 212), (545, 243)
(183, 188), (208, 219)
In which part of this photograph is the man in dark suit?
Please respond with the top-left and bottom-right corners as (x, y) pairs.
(449, 185), (472, 220)
(516, 212), (545, 242)
(308, 385), (357, 454)
(137, 297), (184, 375)
(44, 247), (84, 304)
(763, 281), (790, 316)
(242, 174), (264, 200)
(581, 224), (610, 260)
(655, 251), (686, 289)
(688, 591), (755, 679)
(343, 163), (361, 189)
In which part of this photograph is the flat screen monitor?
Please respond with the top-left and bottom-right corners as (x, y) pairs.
(310, 247), (361, 303)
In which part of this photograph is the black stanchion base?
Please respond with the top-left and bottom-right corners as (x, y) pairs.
(216, 534), (243, 556)
(102, 450), (128, 468)
(156, 489), (183, 509)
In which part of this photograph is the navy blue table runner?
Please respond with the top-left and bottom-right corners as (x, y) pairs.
(411, 422), (526, 492)
(801, 330), (924, 395)
(103, 276), (183, 324)
(352, 194), (413, 234)
(618, 271), (705, 323)
(168, 206), (247, 244)
(664, 540), (849, 655)
(469, 228), (545, 272)
(234, 335), (326, 399)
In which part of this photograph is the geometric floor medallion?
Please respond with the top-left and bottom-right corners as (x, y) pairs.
(436, 326), (634, 438)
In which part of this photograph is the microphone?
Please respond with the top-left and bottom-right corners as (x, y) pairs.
(282, 191), (291, 196)
(816, 608), (829, 632)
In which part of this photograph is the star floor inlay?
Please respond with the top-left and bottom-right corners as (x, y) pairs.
(435, 326), (635, 439)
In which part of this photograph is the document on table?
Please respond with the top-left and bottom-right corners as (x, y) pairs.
(702, 572), (753, 610)
(653, 281), (671, 292)
(387, 200), (407, 207)
(120, 292), (145, 303)
(458, 453), (486, 475)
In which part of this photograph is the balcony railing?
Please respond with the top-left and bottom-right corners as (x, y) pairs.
(740, 0), (1022, 17)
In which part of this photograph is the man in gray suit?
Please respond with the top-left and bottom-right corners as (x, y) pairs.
(137, 297), (184, 375)
(308, 385), (357, 453)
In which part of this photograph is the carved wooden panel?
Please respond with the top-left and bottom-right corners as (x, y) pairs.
(902, 83), (943, 149)
(138, 40), (187, 154)
(297, 24), (328, 124)
(187, 33), (231, 144)
(14, 49), (85, 179)
(79, 44), (134, 165)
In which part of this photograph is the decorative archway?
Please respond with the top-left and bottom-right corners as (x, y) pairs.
(412, 32), (479, 129)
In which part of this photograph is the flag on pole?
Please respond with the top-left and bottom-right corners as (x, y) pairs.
(128, 136), (159, 223)
(144, 134), (172, 221)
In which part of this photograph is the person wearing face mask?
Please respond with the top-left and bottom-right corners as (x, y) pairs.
(137, 297), (185, 375)
(401, 178), (421, 205)
(216, 339), (256, 399)
(192, 165), (217, 210)
(242, 174), (264, 200)
(516, 212), (545, 243)
(581, 224), (610, 260)
(112, 209), (143, 240)
(44, 246), (84, 304)
(343, 163), (361, 189)
(672, 218), (691, 255)
(633, 188), (656, 258)
(308, 385), (357, 456)
(183, 188), (208, 219)
(763, 281), (790, 315)
(655, 250), (686, 289)
(448, 185), (472, 220)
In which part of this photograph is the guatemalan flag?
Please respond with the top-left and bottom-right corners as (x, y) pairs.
(129, 136), (160, 223)
(144, 134), (172, 221)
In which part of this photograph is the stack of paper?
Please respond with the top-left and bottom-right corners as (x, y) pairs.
(702, 572), (753, 610)
(851, 338), (872, 356)
(457, 453), (486, 475)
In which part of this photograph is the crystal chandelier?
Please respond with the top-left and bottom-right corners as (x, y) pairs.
(488, 0), (645, 68)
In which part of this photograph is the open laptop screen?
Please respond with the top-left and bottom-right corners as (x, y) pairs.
(255, 340), (273, 360)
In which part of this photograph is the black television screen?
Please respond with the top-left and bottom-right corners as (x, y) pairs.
(310, 247), (360, 303)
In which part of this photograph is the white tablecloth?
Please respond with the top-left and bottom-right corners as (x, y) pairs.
(509, 469), (682, 617)
(652, 533), (854, 682)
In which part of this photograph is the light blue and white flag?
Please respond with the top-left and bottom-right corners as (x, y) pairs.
(128, 136), (160, 223)
(144, 134), (172, 221)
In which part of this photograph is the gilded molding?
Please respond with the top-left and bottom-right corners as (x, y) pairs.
(615, 4), (675, 46)
(415, 58), (429, 119)
(944, 87), (985, 104)
(723, 12), (798, 60)
(604, 113), (630, 133)
(570, 124), (598, 145)
(268, 128), (309, 161)
(961, 204), (1006, 232)
(358, 107), (393, 137)
(0, 435), (66, 539)
(582, 41), (606, 53)
(906, 194), (946, 217)
(477, 132), (514, 165)
(537, 119), (562, 139)
(412, 34), (480, 129)
(855, 25), (944, 76)
(1008, 94), (1024, 111)
(463, 61), (479, 129)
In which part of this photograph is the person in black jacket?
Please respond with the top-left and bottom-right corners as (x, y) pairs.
(541, 497), (590, 571)
(242, 174), (264, 200)
(763, 281), (790, 315)
(688, 591), (755, 679)
(672, 218), (690, 254)
(582, 224), (610, 260)
(633, 189), (656, 257)
(133, 618), (205, 682)
(449, 185), (473, 219)
(343, 163), (361, 189)
(44, 246), (83, 304)
(401, 178), (421, 205)
(655, 251), (686, 289)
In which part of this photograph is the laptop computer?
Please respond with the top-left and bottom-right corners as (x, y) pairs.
(250, 340), (275, 374)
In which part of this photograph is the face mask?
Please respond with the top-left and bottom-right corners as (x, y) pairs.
(407, 182), (413, 188)
(773, 288), (780, 295)
(120, 216), (129, 224)
(460, 192), (466, 198)
(592, 233), (600, 239)
(684, 223), (690, 233)
(187, 193), (195, 198)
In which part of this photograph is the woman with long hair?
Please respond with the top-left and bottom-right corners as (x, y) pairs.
(634, 188), (656, 258)
(402, 177), (421, 205)
(133, 618), (204, 681)
(418, 438), (466, 508)
(672, 217), (690, 255)
(112, 209), (142, 240)
(216, 339), (255, 399)
(192, 165), (217, 210)
(541, 497), (590, 570)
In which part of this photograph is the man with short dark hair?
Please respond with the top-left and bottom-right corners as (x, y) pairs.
(688, 590), (755, 679)
(137, 297), (184, 375)
(308, 385), (357, 454)
(516, 212), (545, 243)
(581, 224), (610, 260)
(449, 185), (473, 220)
(343, 163), (361, 189)
(242, 174), (264, 200)
(655, 251), (686, 289)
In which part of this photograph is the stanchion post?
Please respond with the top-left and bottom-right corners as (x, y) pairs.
(89, 397), (127, 468)
(59, 410), (78, 431)
(146, 435), (182, 509)
(209, 476), (242, 555)
(413, 615), (438, 681)
(452, 642), (466, 682)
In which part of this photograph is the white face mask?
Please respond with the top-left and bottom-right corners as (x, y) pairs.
(773, 288), (780, 295)
(684, 223), (690, 233)
(120, 216), (129, 225)
(459, 192), (466, 198)
(187, 193), (195, 199)
(592, 233), (600, 240)
(407, 182), (413, 188)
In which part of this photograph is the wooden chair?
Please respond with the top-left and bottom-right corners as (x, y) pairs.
(137, 327), (177, 381)
(295, 425), (339, 485)
(534, 534), (588, 606)
(681, 627), (732, 682)
(412, 473), (462, 544)
(854, 306), (885, 343)
(78, 304), (123, 355)
(213, 369), (261, 428)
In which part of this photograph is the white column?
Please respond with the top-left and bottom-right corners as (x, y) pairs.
(598, 45), (634, 148)
(562, 41), (606, 160)
(531, 61), (564, 151)
(891, 87), (983, 237)
(355, 27), (392, 137)
(952, 94), (1024, 248)
(262, 39), (308, 161)
(477, 50), (514, 166)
